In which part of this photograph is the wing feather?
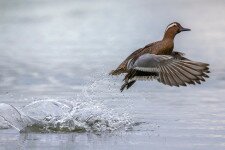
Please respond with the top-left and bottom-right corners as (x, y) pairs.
(163, 65), (178, 86)
(121, 53), (209, 88)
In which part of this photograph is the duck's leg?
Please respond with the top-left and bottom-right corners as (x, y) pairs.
(126, 80), (136, 90)
(120, 69), (137, 92)
(120, 80), (136, 92)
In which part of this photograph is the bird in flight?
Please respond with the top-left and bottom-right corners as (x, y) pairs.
(110, 22), (210, 92)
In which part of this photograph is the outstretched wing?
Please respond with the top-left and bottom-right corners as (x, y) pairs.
(109, 48), (144, 75)
(109, 42), (158, 75)
(126, 53), (209, 87)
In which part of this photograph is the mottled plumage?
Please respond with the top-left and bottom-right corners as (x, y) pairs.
(110, 22), (210, 92)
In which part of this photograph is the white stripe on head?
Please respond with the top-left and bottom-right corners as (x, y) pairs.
(165, 23), (178, 32)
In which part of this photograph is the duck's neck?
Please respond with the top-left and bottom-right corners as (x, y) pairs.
(161, 32), (175, 55)
(162, 30), (176, 41)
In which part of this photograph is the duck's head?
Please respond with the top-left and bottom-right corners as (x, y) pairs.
(163, 22), (191, 40)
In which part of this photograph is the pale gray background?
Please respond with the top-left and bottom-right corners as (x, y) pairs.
(0, 0), (225, 150)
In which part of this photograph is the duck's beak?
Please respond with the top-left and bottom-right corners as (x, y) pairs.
(180, 27), (191, 32)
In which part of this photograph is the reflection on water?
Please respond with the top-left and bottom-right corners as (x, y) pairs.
(0, 0), (225, 149)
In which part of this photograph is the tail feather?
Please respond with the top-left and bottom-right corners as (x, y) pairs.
(109, 69), (124, 75)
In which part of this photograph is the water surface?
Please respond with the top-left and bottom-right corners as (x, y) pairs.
(0, 0), (225, 149)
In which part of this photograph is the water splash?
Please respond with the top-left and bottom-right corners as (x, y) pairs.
(0, 74), (133, 133)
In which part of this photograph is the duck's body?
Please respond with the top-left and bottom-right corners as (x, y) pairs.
(110, 22), (209, 92)
(110, 39), (174, 75)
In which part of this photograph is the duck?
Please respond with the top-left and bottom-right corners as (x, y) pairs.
(109, 22), (210, 92)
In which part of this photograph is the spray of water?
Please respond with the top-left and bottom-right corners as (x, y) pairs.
(0, 74), (134, 133)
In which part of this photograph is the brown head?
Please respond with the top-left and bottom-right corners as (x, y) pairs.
(163, 22), (190, 40)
